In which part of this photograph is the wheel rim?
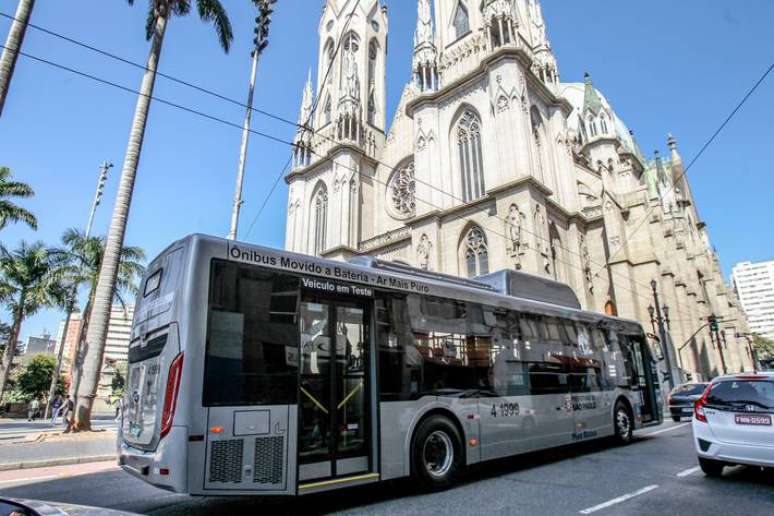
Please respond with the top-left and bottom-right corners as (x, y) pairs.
(616, 409), (631, 438)
(422, 430), (454, 479)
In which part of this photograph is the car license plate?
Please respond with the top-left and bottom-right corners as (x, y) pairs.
(734, 414), (772, 426)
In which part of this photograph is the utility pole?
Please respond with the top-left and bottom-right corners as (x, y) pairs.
(708, 314), (727, 375)
(45, 162), (112, 419)
(650, 280), (675, 390)
(228, 0), (277, 241)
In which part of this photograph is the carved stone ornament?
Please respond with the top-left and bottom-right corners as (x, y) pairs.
(388, 162), (416, 218)
(416, 233), (431, 270)
(507, 204), (522, 255)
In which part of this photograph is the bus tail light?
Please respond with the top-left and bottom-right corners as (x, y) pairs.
(160, 353), (184, 439)
(694, 384), (711, 423)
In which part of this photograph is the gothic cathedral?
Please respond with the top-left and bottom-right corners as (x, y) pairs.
(283, 0), (750, 380)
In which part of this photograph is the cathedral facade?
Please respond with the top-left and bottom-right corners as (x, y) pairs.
(283, 0), (751, 380)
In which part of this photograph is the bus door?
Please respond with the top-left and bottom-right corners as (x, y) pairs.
(628, 334), (660, 424)
(298, 298), (372, 484)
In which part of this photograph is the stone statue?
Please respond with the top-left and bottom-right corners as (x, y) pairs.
(414, 0), (433, 46)
(507, 204), (522, 253)
(417, 234), (431, 270)
(344, 48), (360, 100)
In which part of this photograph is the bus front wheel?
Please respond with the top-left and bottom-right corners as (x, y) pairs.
(411, 415), (463, 489)
(613, 401), (634, 445)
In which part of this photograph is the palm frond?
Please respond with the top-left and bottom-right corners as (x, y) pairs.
(196, 0), (233, 52)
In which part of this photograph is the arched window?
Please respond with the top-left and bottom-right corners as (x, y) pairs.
(367, 40), (378, 125)
(323, 95), (332, 126)
(324, 38), (335, 69)
(462, 226), (489, 278)
(456, 109), (485, 202)
(311, 184), (328, 255)
(530, 106), (545, 177)
(453, 2), (470, 39)
(599, 114), (609, 134)
(587, 115), (597, 137)
(349, 179), (359, 245)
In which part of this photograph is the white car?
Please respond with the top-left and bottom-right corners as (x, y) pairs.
(692, 371), (774, 476)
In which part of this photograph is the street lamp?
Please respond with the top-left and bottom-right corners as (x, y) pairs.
(651, 279), (675, 390)
(647, 304), (656, 334)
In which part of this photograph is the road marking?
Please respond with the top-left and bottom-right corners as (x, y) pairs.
(0, 474), (59, 485)
(676, 466), (701, 477)
(640, 422), (689, 436)
(579, 485), (659, 514)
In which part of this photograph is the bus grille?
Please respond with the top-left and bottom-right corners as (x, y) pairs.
(253, 436), (284, 484)
(209, 439), (244, 483)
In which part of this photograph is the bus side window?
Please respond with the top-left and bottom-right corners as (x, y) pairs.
(376, 296), (421, 401)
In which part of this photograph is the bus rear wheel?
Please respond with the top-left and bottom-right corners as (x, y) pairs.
(412, 415), (463, 489)
(613, 401), (634, 445)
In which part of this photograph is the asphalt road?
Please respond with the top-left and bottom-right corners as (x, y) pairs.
(0, 422), (772, 515)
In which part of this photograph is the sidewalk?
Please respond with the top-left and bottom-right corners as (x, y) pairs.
(0, 430), (117, 471)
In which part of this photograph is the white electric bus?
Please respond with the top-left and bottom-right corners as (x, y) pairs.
(119, 234), (662, 495)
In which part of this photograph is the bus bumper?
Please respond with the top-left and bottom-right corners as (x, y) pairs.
(118, 425), (188, 493)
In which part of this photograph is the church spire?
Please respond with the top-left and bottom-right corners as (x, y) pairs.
(583, 73), (604, 115)
(413, 0), (438, 92)
(298, 68), (314, 126)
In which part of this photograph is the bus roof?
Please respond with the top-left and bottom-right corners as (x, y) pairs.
(171, 233), (642, 331)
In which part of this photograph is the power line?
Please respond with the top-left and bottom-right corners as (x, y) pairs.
(0, 7), (653, 294)
(590, 62), (774, 280)
(0, 42), (663, 309)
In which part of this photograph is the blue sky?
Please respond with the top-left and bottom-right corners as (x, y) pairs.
(1, 0), (773, 341)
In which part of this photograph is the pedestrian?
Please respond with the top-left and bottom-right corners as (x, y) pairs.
(27, 398), (40, 422)
(61, 395), (74, 429)
(50, 394), (63, 426)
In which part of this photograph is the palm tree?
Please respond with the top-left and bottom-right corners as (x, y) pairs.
(47, 229), (144, 427)
(0, 0), (36, 117)
(0, 167), (37, 231)
(76, 0), (233, 430)
(0, 241), (66, 404)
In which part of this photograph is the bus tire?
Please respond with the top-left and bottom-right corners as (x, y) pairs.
(411, 415), (463, 490)
(613, 400), (634, 445)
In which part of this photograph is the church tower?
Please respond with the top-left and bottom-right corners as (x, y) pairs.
(285, 0), (388, 258)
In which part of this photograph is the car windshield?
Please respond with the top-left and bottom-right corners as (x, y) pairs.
(672, 383), (706, 396)
(705, 380), (774, 410)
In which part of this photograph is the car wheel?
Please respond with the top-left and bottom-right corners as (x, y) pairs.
(699, 457), (724, 477)
(613, 401), (633, 445)
(412, 415), (463, 490)
(672, 416), (681, 422)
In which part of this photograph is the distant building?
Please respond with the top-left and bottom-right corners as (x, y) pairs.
(24, 333), (56, 355)
(732, 260), (774, 341)
(105, 305), (134, 362)
(56, 313), (83, 366)
(56, 305), (134, 379)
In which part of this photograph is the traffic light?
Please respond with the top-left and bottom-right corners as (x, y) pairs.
(708, 315), (719, 333)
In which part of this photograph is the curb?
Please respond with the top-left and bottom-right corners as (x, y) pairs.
(0, 454), (116, 472)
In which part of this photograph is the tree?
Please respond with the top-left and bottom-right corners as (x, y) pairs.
(0, 0), (36, 117)
(15, 354), (64, 402)
(76, 0), (234, 431)
(0, 166), (37, 231)
(49, 229), (144, 427)
(0, 241), (66, 403)
(752, 335), (774, 359)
